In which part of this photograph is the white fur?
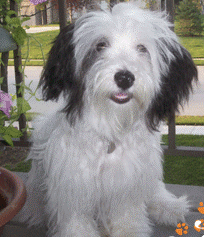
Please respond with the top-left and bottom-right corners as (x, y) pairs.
(17, 3), (191, 237)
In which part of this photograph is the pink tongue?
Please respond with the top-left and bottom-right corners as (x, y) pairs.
(115, 93), (128, 99)
(111, 92), (131, 104)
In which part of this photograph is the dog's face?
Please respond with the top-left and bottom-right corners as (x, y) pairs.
(40, 3), (197, 134)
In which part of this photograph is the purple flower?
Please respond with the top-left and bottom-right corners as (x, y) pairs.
(29, 0), (47, 5)
(0, 90), (13, 118)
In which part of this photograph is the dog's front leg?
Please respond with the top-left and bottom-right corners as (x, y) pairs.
(147, 181), (190, 226)
(110, 202), (152, 237)
(54, 213), (100, 237)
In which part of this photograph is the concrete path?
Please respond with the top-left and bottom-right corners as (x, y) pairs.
(25, 26), (59, 34)
(161, 125), (204, 135)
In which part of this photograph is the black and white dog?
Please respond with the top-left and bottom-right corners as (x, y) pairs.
(19, 3), (197, 236)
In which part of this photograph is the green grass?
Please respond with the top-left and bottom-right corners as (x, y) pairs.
(163, 155), (204, 186)
(175, 116), (204, 125)
(162, 134), (204, 147)
(193, 59), (204, 65)
(175, 17), (204, 59)
(179, 36), (204, 58)
(8, 30), (60, 60)
(8, 59), (45, 66)
(4, 160), (32, 172)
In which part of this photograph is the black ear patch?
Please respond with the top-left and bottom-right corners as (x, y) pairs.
(40, 24), (85, 125)
(40, 24), (76, 100)
(146, 44), (198, 130)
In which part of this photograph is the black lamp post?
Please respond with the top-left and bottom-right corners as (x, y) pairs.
(0, 27), (17, 94)
(0, 27), (17, 53)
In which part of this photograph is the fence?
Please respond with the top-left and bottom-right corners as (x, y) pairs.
(162, 112), (204, 157)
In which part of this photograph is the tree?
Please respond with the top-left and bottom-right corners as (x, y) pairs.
(175, 0), (203, 36)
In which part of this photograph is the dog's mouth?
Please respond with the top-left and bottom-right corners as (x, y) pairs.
(110, 92), (133, 104)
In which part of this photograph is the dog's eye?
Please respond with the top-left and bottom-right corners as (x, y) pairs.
(96, 42), (108, 52)
(136, 44), (148, 53)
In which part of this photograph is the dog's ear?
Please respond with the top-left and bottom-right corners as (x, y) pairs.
(40, 24), (76, 101)
(147, 43), (198, 130)
(40, 24), (85, 124)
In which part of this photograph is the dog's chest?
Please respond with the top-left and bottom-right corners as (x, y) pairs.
(97, 140), (140, 177)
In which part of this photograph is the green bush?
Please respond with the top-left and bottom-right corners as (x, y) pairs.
(175, 0), (203, 36)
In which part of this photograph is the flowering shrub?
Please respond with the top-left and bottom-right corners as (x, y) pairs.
(0, 90), (12, 117)
(0, 90), (31, 146)
(1, 0), (44, 146)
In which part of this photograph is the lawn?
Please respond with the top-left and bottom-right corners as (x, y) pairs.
(175, 116), (204, 125)
(8, 30), (60, 60)
(163, 155), (204, 186)
(162, 134), (204, 147)
(179, 36), (204, 58)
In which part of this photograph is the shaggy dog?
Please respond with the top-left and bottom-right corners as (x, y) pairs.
(19, 3), (197, 236)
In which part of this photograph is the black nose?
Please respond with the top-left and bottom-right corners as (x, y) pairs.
(114, 70), (135, 90)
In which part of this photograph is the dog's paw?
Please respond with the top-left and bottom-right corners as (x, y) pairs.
(110, 204), (152, 237)
(149, 195), (190, 226)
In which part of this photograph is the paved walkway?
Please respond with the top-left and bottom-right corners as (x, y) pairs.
(161, 125), (204, 135)
(25, 26), (59, 34)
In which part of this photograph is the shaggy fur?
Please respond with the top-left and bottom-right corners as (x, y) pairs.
(17, 3), (197, 237)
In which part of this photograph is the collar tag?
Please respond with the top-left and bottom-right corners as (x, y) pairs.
(107, 142), (116, 154)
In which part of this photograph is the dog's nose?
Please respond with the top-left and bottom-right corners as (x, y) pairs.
(114, 70), (135, 90)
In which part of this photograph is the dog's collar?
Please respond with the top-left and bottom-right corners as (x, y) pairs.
(107, 141), (116, 154)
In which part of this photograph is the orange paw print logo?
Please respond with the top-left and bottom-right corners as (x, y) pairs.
(194, 202), (204, 233)
(194, 219), (204, 232)
(175, 223), (188, 235)
(198, 202), (204, 214)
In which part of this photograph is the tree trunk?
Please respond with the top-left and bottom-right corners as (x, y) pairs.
(165, 0), (174, 30)
(35, 7), (42, 25)
(58, 0), (67, 31)
(1, 0), (9, 93)
(42, 5), (47, 25)
(13, 46), (28, 141)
